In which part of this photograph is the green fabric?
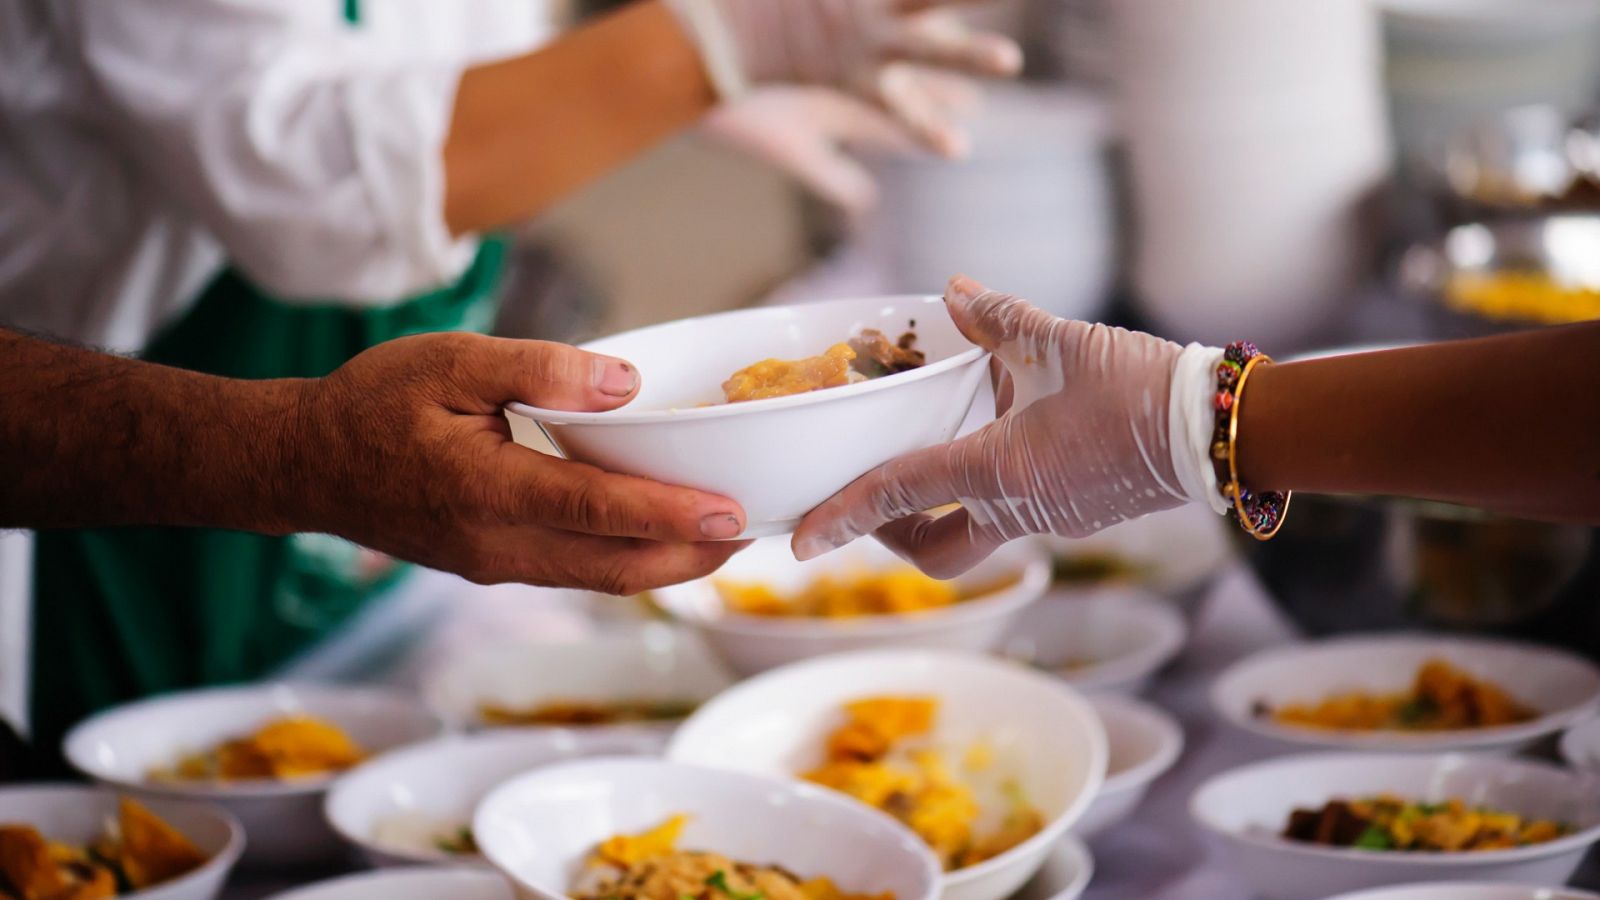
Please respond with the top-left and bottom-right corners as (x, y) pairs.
(30, 237), (507, 755)
(343, 0), (361, 25)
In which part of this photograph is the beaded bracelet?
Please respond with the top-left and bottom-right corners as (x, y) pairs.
(1210, 341), (1291, 540)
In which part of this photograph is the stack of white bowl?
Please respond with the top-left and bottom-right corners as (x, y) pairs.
(1112, 0), (1393, 348)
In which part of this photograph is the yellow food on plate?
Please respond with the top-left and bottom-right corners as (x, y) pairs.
(1262, 658), (1536, 732)
(716, 568), (992, 620)
(0, 798), (208, 899)
(571, 815), (891, 900)
(1444, 270), (1600, 325)
(1283, 794), (1571, 852)
(477, 698), (699, 727)
(802, 696), (1043, 871)
(149, 715), (366, 783)
(722, 343), (862, 404)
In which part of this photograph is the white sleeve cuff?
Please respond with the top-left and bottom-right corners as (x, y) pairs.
(1169, 343), (1230, 515)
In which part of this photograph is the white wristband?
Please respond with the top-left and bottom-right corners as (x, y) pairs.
(1169, 343), (1230, 515)
(663, 0), (750, 101)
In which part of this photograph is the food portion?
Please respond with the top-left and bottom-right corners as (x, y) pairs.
(802, 696), (1043, 871)
(372, 813), (478, 858)
(1444, 270), (1600, 325)
(1283, 795), (1571, 852)
(1048, 552), (1148, 587)
(720, 329), (926, 404)
(0, 798), (209, 899)
(148, 715), (366, 783)
(715, 567), (1004, 620)
(1257, 659), (1536, 732)
(570, 815), (890, 900)
(477, 698), (699, 727)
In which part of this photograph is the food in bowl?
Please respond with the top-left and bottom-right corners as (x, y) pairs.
(570, 815), (891, 900)
(1257, 659), (1535, 732)
(721, 329), (926, 404)
(1047, 552), (1149, 587)
(477, 698), (700, 727)
(1443, 270), (1600, 325)
(715, 567), (1009, 620)
(0, 797), (208, 897)
(148, 714), (366, 783)
(1283, 795), (1571, 852)
(801, 696), (1043, 871)
(372, 814), (479, 857)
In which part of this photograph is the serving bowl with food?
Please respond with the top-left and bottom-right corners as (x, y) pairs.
(505, 295), (989, 538)
(63, 683), (442, 866)
(1001, 590), (1187, 695)
(0, 785), (243, 900)
(473, 757), (942, 900)
(665, 649), (1107, 900)
(1325, 883), (1600, 900)
(421, 627), (732, 738)
(1075, 695), (1184, 838)
(1211, 634), (1600, 754)
(1035, 502), (1234, 618)
(650, 536), (1048, 677)
(266, 868), (514, 900)
(1191, 752), (1600, 900)
(324, 728), (661, 868)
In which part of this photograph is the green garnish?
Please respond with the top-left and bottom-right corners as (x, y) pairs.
(1353, 825), (1394, 850)
(706, 870), (764, 900)
(435, 825), (478, 855)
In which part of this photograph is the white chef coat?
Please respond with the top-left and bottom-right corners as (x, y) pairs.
(0, 0), (560, 736)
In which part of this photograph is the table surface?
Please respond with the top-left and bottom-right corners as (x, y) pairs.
(221, 563), (1600, 898)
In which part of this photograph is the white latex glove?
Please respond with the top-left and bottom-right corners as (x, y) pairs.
(666, 0), (1022, 156)
(793, 275), (1226, 578)
(701, 85), (969, 214)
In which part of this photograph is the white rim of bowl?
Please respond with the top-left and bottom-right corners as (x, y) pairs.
(0, 784), (247, 892)
(1210, 633), (1600, 752)
(657, 550), (1050, 639)
(1559, 715), (1600, 771)
(664, 648), (1109, 890)
(1045, 592), (1188, 691)
(265, 867), (511, 900)
(1089, 695), (1185, 797)
(473, 756), (944, 899)
(64, 683), (443, 800)
(505, 295), (988, 425)
(1325, 882), (1600, 900)
(1031, 834), (1095, 900)
(1190, 751), (1600, 867)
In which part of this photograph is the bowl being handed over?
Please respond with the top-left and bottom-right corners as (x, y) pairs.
(505, 295), (988, 538)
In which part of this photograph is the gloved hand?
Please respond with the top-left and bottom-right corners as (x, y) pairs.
(793, 275), (1224, 578)
(667, 0), (1021, 156)
(702, 85), (968, 214)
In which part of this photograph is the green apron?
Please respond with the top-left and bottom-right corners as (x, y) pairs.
(29, 236), (506, 759)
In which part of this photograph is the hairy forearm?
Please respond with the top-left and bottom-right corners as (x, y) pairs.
(442, 0), (715, 234)
(0, 329), (308, 533)
(1237, 323), (1600, 522)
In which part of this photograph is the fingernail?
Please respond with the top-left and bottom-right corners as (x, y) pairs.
(593, 357), (638, 397)
(700, 514), (743, 539)
(792, 534), (837, 561)
(948, 275), (980, 302)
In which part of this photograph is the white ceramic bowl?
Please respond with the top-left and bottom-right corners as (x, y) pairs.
(1001, 590), (1187, 695)
(1560, 716), (1600, 773)
(474, 757), (942, 900)
(1191, 752), (1600, 900)
(505, 295), (988, 538)
(651, 536), (1049, 676)
(1326, 883), (1600, 900)
(266, 868), (514, 900)
(63, 683), (443, 867)
(1034, 501), (1234, 615)
(421, 626), (733, 736)
(1008, 836), (1094, 900)
(1076, 695), (1184, 838)
(665, 649), (1108, 900)
(325, 728), (663, 868)
(0, 784), (243, 900)
(1212, 634), (1600, 753)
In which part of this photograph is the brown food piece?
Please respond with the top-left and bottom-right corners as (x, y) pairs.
(848, 329), (925, 377)
(117, 798), (208, 890)
(0, 826), (115, 900)
(1283, 800), (1371, 846)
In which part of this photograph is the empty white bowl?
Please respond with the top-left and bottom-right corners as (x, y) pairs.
(505, 295), (988, 538)
(650, 536), (1049, 676)
(1326, 882), (1600, 900)
(325, 728), (662, 868)
(1001, 590), (1188, 695)
(266, 868), (514, 900)
(665, 649), (1108, 900)
(1191, 752), (1600, 900)
(474, 757), (942, 900)
(421, 626), (733, 737)
(63, 683), (442, 867)
(1076, 695), (1184, 838)
(1212, 634), (1600, 753)
(1008, 836), (1094, 900)
(0, 785), (243, 900)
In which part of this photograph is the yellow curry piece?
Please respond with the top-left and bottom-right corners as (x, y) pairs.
(0, 798), (208, 900)
(1267, 658), (1536, 732)
(803, 696), (1043, 871)
(150, 715), (366, 783)
(721, 343), (861, 404)
(1444, 270), (1600, 325)
(716, 569), (963, 619)
(1284, 794), (1570, 852)
(573, 815), (892, 900)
